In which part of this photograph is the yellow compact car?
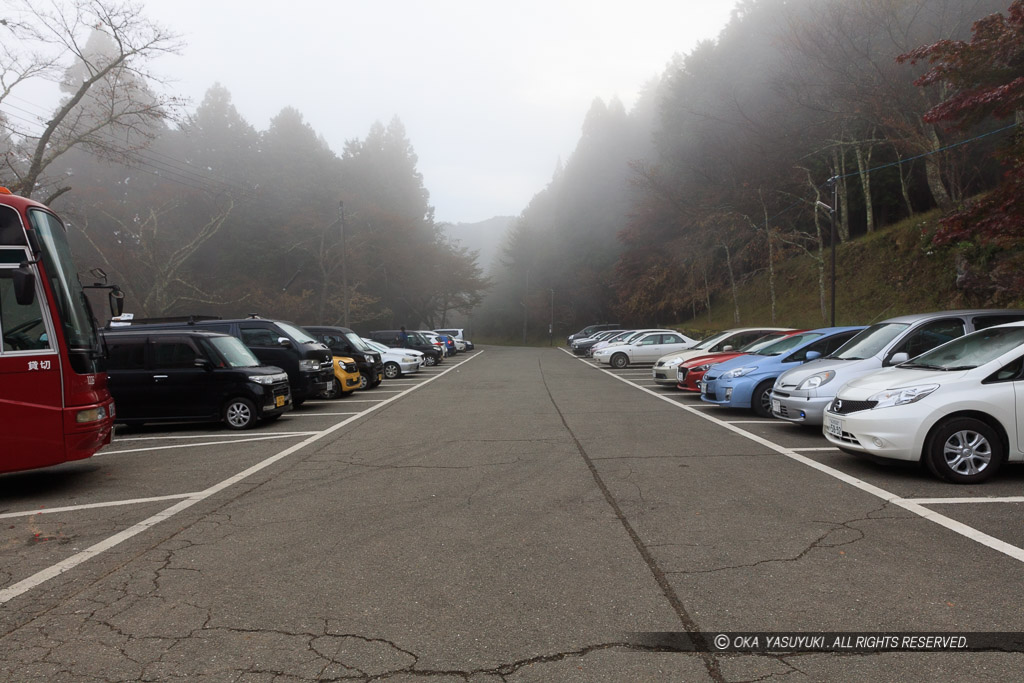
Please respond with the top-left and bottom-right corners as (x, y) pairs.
(323, 356), (361, 399)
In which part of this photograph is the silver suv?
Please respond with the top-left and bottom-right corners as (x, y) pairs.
(770, 310), (1024, 426)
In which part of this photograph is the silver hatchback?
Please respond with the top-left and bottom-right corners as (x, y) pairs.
(770, 309), (1024, 426)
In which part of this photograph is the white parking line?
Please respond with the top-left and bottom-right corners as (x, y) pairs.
(792, 447), (840, 452)
(113, 432), (317, 442)
(725, 420), (781, 425)
(285, 412), (360, 417)
(0, 351), (484, 605)
(909, 496), (1024, 505)
(560, 346), (1024, 565)
(0, 494), (196, 519)
(99, 433), (313, 455)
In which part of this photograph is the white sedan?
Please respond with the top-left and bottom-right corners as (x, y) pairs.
(823, 322), (1024, 484)
(593, 330), (697, 368)
(362, 338), (423, 379)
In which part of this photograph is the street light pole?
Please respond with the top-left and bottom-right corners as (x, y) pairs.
(549, 289), (554, 346)
(824, 176), (839, 327)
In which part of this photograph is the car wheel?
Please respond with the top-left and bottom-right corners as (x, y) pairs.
(383, 362), (401, 379)
(223, 397), (256, 430)
(358, 373), (370, 389)
(424, 355), (437, 366)
(610, 353), (629, 369)
(293, 398), (305, 408)
(925, 418), (1004, 484)
(751, 380), (775, 418)
(322, 378), (343, 400)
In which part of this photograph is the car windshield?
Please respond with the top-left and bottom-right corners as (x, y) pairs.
(277, 322), (317, 344)
(363, 338), (388, 353)
(902, 326), (1024, 371)
(691, 330), (735, 351)
(207, 336), (261, 368)
(753, 332), (822, 356)
(739, 333), (787, 353)
(605, 331), (631, 343)
(830, 323), (909, 360)
(343, 331), (371, 351)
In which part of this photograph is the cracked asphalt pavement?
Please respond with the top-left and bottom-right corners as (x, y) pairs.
(2, 346), (1024, 681)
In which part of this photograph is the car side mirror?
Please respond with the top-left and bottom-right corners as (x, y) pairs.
(13, 264), (35, 306)
(194, 357), (213, 370)
(805, 351), (821, 361)
(277, 336), (292, 348)
(889, 352), (910, 365)
(722, 345), (734, 352)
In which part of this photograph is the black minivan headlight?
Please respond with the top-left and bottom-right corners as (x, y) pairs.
(249, 372), (287, 385)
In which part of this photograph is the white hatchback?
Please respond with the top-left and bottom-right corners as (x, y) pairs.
(823, 322), (1024, 484)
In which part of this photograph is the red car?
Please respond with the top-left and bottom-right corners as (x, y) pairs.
(676, 330), (806, 392)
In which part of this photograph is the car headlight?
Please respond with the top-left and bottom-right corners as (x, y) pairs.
(868, 384), (939, 409)
(401, 356), (416, 363)
(299, 359), (319, 372)
(248, 373), (287, 385)
(692, 363), (712, 373)
(337, 359), (358, 373)
(797, 370), (836, 391)
(722, 366), (756, 379)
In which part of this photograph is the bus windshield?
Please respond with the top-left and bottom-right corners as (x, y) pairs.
(27, 208), (100, 367)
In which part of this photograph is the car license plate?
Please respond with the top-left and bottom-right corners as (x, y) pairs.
(826, 416), (843, 437)
(772, 399), (781, 414)
(698, 381), (706, 393)
(275, 395), (286, 408)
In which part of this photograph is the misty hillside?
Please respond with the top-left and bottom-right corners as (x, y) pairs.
(443, 216), (515, 275)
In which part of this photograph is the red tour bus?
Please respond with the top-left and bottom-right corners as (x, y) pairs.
(0, 187), (117, 473)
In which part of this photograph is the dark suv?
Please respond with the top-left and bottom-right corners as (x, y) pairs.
(368, 329), (443, 366)
(102, 329), (291, 429)
(116, 316), (333, 405)
(305, 325), (384, 389)
(567, 323), (620, 345)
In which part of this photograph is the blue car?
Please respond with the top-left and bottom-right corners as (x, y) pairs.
(700, 326), (865, 417)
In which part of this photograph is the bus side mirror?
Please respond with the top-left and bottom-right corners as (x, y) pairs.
(109, 287), (124, 317)
(13, 265), (35, 306)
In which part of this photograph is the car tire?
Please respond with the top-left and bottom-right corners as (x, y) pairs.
(925, 417), (1004, 484)
(322, 378), (343, 400)
(223, 397), (257, 430)
(610, 353), (629, 369)
(383, 362), (401, 379)
(751, 380), (775, 418)
(424, 355), (437, 366)
(293, 398), (305, 408)
(358, 373), (370, 390)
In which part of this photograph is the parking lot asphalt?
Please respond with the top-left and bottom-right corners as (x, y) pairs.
(2, 346), (1024, 681)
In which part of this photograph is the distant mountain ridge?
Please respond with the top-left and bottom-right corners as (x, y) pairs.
(442, 216), (515, 275)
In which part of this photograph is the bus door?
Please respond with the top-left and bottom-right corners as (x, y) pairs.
(0, 246), (65, 471)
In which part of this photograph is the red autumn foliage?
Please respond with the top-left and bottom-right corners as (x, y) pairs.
(900, 1), (1024, 247)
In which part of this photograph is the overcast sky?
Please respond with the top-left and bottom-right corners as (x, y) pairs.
(55, 1), (739, 224)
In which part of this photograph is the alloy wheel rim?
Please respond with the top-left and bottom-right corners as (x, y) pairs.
(226, 403), (251, 427)
(943, 430), (991, 475)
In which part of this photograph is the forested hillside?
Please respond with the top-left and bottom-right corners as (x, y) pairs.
(0, 4), (487, 331)
(478, 0), (1023, 340)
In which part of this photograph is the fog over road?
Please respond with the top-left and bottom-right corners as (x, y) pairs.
(2, 346), (1024, 681)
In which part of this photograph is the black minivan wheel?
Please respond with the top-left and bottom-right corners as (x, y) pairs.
(223, 397), (257, 430)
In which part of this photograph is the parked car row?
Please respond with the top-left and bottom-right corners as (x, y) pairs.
(101, 315), (474, 431)
(575, 310), (1024, 484)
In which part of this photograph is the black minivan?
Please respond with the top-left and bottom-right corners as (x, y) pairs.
(304, 325), (384, 389)
(120, 316), (333, 405)
(102, 329), (291, 429)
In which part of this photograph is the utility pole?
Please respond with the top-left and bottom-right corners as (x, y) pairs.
(339, 201), (349, 328)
